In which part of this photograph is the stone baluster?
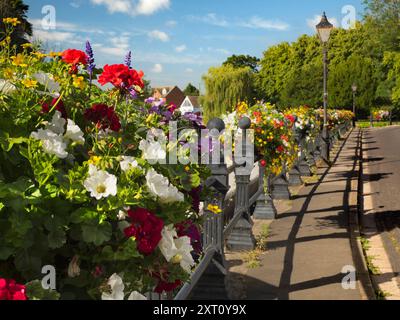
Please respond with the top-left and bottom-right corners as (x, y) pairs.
(253, 164), (277, 220)
(226, 117), (256, 251)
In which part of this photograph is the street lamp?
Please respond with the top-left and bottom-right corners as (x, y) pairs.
(352, 84), (357, 127)
(316, 12), (334, 163)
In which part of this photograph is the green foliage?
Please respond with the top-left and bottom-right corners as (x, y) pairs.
(25, 280), (61, 300)
(183, 83), (200, 96)
(202, 64), (255, 121)
(223, 54), (260, 73)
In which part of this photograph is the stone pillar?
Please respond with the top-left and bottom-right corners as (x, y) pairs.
(226, 117), (256, 251)
(253, 165), (277, 220)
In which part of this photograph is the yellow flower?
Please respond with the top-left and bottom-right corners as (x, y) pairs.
(11, 54), (28, 67)
(21, 79), (38, 88)
(184, 166), (190, 172)
(88, 156), (101, 166)
(21, 43), (32, 49)
(207, 204), (222, 215)
(32, 51), (47, 59)
(3, 68), (14, 79)
(49, 51), (62, 58)
(3, 18), (21, 26)
(72, 75), (86, 89)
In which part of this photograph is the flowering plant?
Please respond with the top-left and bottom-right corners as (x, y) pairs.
(0, 19), (209, 300)
(373, 109), (390, 121)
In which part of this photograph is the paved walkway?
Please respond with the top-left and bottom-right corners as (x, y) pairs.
(245, 130), (364, 300)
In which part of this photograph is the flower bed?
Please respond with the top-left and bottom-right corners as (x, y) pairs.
(0, 19), (209, 300)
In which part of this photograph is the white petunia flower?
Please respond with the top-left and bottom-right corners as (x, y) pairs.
(139, 129), (167, 162)
(31, 128), (68, 159)
(159, 225), (195, 274)
(0, 79), (16, 94)
(127, 291), (147, 300)
(46, 111), (66, 135)
(33, 72), (61, 93)
(120, 156), (140, 172)
(139, 140), (166, 162)
(101, 273), (125, 300)
(64, 119), (85, 145)
(83, 164), (117, 200)
(145, 169), (184, 204)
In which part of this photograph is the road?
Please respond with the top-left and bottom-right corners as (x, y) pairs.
(362, 126), (400, 297)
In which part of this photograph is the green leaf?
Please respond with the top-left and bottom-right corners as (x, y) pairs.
(0, 202), (4, 212)
(115, 238), (141, 260)
(0, 246), (14, 260)
(70, 208), (99, 224)
(9, 211), (33, 236)
(47, 229), (66, 249)
(81, 221), (112, 246)
(0, 177), (33, 198)
(14, 250), (42, 276)
(25, 280), (60, 300)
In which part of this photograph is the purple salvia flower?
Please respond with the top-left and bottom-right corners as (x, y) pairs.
(125, 51), (132, 69)
(85, 41), (96, 74)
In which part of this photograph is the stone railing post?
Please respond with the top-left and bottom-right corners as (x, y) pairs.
(288, 128), (303, 186)
(226, 117), (256, 251)
(298, 135), (312, 176)
(189, 117), (229, 300)
(272, 164), (291, 200)
(253, 164), (277, 220)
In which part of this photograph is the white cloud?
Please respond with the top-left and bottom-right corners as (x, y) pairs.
(166, 20), (177, 27)
(70, 1), (81, 8)
(175, 45), (187, 53)
(148, 30), (170, 42)
(187, 13), (229, 27)
(90, 0), (170, 16)
(185, 68), (193, 73)
(240, 16), (289, 31)
(31, 30), (76, 42)
(207, 47), (230, 55)
(307, 14), (339, 30)
(135, 0), (170, 15)
(96, 35), (130, 57)
(151, 63), (163, 73)
(90, 0), (132, 14)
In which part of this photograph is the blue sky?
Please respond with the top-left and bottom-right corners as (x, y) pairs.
(25, 0), (365, 91)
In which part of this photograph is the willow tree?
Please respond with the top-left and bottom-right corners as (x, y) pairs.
(201, 65), (254, 122)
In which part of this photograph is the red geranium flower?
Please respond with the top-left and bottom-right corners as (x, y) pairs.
(41, 97), (68, 119)
(154, 279), (182, 294)
(124, 208), (164, 256)
(0, 278), (27, 300)
(62, 49), (88, 73)
(260, 160), (267, 167)
(84, 104), (121, 132)
(276, 145), (285, 153)
(98, 64), (144, 89)
(285, 114), (296, 124)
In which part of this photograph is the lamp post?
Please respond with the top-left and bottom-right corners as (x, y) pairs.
(352, 84), (357, 127)
(316, 12), (334, 163)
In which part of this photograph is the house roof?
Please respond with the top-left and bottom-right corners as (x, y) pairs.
(187, 96), (200, 108)
(165, 86), (186, 107)
(152, 86), (175, 97)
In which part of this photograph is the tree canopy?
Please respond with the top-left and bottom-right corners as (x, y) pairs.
(223, 54), (260, 73)
(0, 0), (32, 48)
(201, 65), (255, 122)
(183, 83), (200, 96)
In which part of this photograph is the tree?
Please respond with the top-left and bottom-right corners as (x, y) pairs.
(183, 83), (200, 96)
(363, 0), (400, 52)
(201, 65), (255, 122)
(0, 0), (32, 49)
(281, 61), (323, 108)
(329, 54), (377, 117)
(223, 54), (260, 73)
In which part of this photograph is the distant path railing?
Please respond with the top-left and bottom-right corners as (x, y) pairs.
(173, 118), (352, 300)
